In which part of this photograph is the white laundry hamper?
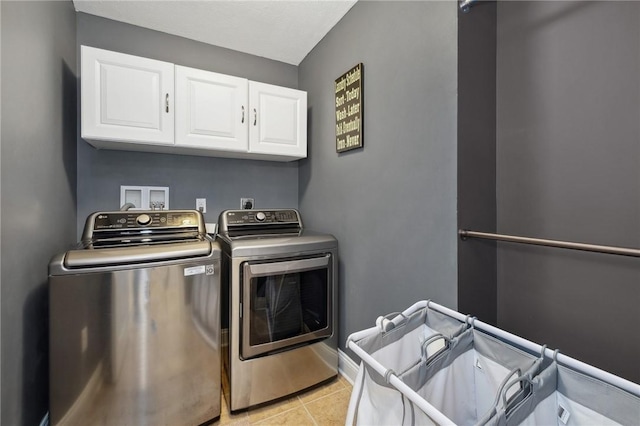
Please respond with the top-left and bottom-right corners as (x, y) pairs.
(345, 303), (469, 425)
(486, 361), (640, 426)
(345, 300), (640, 426)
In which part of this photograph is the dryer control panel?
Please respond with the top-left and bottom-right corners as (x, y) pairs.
(218, 209), (302, 234)
(223, 209), (299, 226)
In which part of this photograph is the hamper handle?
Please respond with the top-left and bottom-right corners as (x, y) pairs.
(501, 372), (533, 409)
(476, 367), (523, 426)
(421, 333), (450, 362)
(498, 348), (548, 410)
(376, 300), (434, 332)
(376, 311), (407, 332)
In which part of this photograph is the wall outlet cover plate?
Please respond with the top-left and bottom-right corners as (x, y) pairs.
(241, 198), (254, 209)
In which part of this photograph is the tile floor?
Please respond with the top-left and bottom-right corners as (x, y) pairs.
(217, 375), (353, 425)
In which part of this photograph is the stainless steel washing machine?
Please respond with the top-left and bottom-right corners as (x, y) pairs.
(49, 210), (221, 426)
(216, 209), (338, 411)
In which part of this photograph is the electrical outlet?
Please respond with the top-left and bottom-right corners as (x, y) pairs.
(196, 198), (207, 213)
(241, 198), (254, 209)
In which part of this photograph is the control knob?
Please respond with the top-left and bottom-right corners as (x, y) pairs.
(136, 214), (152, 226)
(255, 212), (266, 222)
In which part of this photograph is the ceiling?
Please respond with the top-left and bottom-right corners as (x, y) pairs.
(73, 0), (358, 65)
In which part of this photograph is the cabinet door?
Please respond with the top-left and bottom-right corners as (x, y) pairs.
(175, 66), (248, 151)
(249, 82), (307, 159)
(81, 45), (174, 145)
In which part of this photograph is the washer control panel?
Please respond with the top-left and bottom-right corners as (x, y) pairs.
(90, 210), (201, 231)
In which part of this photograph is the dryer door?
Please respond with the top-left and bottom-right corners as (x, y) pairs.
(240, 254), (333, 359)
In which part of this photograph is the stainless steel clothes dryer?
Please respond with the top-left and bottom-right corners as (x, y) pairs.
(217, 209), (338, 411)
(49, 210), (221, 426)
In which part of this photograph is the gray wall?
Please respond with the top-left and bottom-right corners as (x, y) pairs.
(1, 1), (77, 424)
(76, 13), (300, 236)
(496, 1), (640, 382)
(298, 1), (459, 354)
(457, 1), (497, 323)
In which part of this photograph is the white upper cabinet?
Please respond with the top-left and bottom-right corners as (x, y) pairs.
(81, 46), (175, 145)
(175, 66), (248, 152)
(80, 46), (306, 161)
(249, 82), (307, 159)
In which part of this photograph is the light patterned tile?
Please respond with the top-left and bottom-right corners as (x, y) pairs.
(218, 392), (250, 425)
(338, 374), (353, 389)
(254, 406), (316, 426)
(247, 397), (302, 423)
(217, 373), (354, 424)
(218, 409), (250, 426)
(304, 388), (351, 426)
(297, 377), (345, 404)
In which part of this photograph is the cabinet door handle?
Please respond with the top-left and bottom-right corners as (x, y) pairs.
(241, 106), (245, 123)
(165, 93), (169, 113)
(253, 108), (257, 126)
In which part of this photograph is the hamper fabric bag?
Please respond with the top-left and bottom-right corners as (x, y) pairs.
(346, 305), (468, 425)
(400, 327), (543, 426)
(346, 300), (640, 426)
(488, 361), (640, 426)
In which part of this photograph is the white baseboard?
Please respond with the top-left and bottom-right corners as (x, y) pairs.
(338, 348), (359, 385)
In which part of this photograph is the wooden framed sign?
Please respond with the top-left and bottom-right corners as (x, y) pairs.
(335, 63), (363, 153)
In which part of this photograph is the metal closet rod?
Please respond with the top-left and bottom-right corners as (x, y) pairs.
(459, 230), (640, 258)
(459, 0), (478, 13)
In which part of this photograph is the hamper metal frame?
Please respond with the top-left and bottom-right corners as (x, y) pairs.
(346, 300), (640, 425)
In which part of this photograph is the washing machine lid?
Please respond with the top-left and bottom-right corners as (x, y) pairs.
(63, 238), (213, 268)
(62, 209), (213, 268)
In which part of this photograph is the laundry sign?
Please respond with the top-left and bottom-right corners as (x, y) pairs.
(335, 63), (363, 153)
